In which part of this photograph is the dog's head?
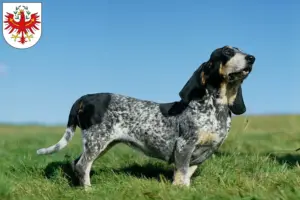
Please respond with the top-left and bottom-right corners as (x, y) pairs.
(179, 46), (255, 115)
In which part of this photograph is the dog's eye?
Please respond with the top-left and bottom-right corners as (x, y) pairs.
(222, 47), (234, 57)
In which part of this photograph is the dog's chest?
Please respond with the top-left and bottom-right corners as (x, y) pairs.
(183, 103), (231, 165)
(187, 100), (232, 147)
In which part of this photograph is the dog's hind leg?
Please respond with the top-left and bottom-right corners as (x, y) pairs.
(74, 129), (116, 189)
(74, 152), (95, 190)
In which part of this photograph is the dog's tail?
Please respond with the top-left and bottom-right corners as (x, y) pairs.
(36, 98), (82, 155)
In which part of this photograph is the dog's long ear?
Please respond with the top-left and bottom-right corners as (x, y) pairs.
(179, 63), (208, 103)
(228, 86), (246, 115)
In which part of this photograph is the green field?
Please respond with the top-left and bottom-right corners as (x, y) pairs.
(1, 115), (300, 200)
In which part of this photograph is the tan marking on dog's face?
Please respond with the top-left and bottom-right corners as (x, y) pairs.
(216, 82), (228, 105)
(216, 80), (242, 105)
(226, 82), (241, 105)
(201, 71), (206, 85)
(78, 101), (84, 113)
(219, 63), (226, 77)
(227, 93), (237, 105)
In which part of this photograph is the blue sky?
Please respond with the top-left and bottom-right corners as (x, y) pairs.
(1, 0), (299, 125)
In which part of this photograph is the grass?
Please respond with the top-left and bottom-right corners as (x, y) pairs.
(1, 115), (300, 200)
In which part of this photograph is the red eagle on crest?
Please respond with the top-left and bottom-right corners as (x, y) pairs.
(4, 6), (40, 44)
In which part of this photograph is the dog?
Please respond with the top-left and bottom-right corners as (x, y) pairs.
(37, 46), (255, 188)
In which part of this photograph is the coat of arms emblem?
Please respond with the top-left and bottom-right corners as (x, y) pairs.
(2, 3), (42, 49)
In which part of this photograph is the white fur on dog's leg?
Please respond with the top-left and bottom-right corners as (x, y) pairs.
(172, 170), (190, 187)
(187, 165), (198, 179)
(83, 185), (92, 192)
(83, 162), (92, 186)
(172, 165), (198, 187)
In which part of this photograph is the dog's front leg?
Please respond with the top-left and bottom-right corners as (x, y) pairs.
(172, 138), (196, 187)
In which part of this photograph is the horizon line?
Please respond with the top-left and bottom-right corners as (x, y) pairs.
(1, 113), (299, 127)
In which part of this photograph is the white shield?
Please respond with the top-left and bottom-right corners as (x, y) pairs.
(2, 2), (42, 49)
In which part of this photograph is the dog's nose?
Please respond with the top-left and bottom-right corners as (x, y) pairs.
(245, 55), (255, 64)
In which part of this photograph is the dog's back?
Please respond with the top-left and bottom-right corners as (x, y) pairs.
(36, 93), (178, 158)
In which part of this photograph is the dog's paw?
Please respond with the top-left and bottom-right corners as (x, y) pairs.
(83, 185), (93, 192)
(172, 180), (190, 187)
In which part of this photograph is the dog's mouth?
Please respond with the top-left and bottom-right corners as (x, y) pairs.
(228, 66), (252, 81)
